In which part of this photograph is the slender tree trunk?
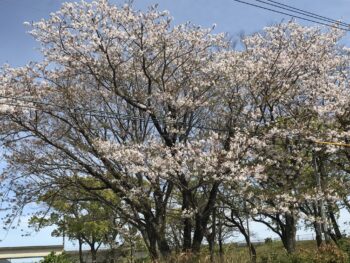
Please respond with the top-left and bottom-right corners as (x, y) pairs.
(242, 229), (256, 263)
(232, 217), (256, 263)
(170, 224), (181, 252)
(130, 237), (134, 263)
(78, 238), (84, 263)
(208, 236), (215, 263)
(313, 221), (323, 247)
(327, 205), (342, 240)
(208, 208), (216, 263)
(312, 202), (323, 247)
(218, 215), (224, 261)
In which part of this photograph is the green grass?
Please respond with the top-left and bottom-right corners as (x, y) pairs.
(119, 240), (350, 263)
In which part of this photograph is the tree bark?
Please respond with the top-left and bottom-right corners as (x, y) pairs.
(90, 247), (97, 263)
(142, 222), (160, 262)
(207, 208), (216, 263)
(78, 237), (84, 263)
(282, 212), (297, 254)
(182, 189), (192, 252)
(148, 232), (159, 262)
(313, 221), (323, 247)
(218, 216), (224, 262)
(327, 205), (342, 241)
(241, 228), (256, 262)
(191, 183), (220, 253)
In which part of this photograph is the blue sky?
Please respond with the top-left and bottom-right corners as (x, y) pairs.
(0, 0), (350, 254)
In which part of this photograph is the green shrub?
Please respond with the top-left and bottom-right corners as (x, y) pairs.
(297, 244), (347, 263)
(338, 238), (350, 256)
(258, 244), (348, 263)
(40, 252), (73, 263)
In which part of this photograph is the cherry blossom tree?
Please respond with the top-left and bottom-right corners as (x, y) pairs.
(232, 22), (350, 253)
(0, 0), (257, 259)
(0, 0), (350, 260)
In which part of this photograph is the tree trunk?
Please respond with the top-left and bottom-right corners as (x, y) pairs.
(210, 207), (216, 262)
(192, 214), (204, 253)
(241, 228), (256, 263)
(182, 189), (192, 252)
(328, 205), (342, 240)
(313, 221), (323, 247)
(207, 208), (216, 263)
(91, 247), (97, 263)
(192, 183), (220, 253)
(147, 229), (159, 262)
(282, 212), (297, 254)
(218, 216), (224, 262)
(78, 238), (84, 263)
(158, 237), (171, 258)
(208, 236), (215, 263)
(130, 238), (134, 263)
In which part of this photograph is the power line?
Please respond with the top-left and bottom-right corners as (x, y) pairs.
(232, 0), (350, 31)
(257, 0), (350, 28)
(264, 0), (349, 28)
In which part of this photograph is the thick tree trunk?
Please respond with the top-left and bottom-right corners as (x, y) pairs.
(158, 237), (171, 258)
(142, 222), (160, 262)
(90, 247), (97, 263)
(148, 232), (159, 262)
(143, 209), (171, 260)
(282, 212), (297, 254)
(182, 189), (192, 252)
(192, 215), (204, 253)
(192, 183), (220, 253)
(156, 215), (171, 258)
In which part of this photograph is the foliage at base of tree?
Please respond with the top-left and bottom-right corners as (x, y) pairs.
(40, 252), (73, 263)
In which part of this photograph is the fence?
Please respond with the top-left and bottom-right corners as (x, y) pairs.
(236, 233), (316, 247)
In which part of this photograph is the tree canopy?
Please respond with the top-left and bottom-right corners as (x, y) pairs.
(1, 0), (350, 261)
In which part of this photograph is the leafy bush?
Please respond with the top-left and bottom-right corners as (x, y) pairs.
(308, 244), (348, 263)
(338, 238), (350, 256)
(258, 244), (348, 263)
(40, 252), (73, 263)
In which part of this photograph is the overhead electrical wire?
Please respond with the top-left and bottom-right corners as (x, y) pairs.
(263, 0), (349, 28)
(256, 0), (349, 28)
(232, 0), (350, 31)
